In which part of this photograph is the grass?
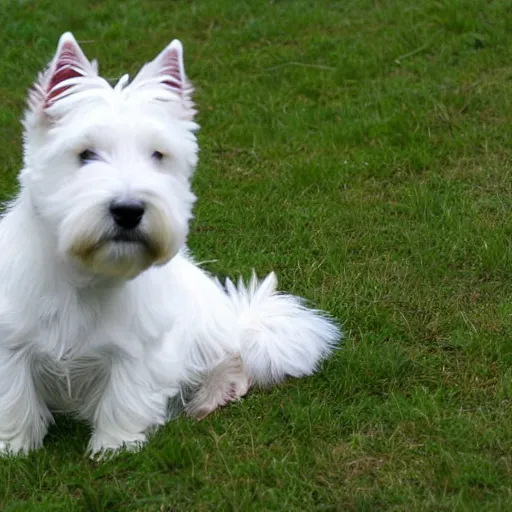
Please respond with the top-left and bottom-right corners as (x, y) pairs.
(1, 0), (512, 509)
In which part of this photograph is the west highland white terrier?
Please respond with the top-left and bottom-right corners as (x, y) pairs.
(0, 32), (340, 458)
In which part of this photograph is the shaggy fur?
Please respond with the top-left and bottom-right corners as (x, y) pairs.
(0, 33), (341, 458)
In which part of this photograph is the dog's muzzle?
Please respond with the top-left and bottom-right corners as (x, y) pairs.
(63, 196), (177, 279)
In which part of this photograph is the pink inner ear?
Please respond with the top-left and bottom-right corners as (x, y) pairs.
(46, 42), (86, 106)
(161, 50), (182, 91)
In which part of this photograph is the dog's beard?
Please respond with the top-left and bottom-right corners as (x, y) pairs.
(58, 199), (183, 280)
(78, 236), (158, 280)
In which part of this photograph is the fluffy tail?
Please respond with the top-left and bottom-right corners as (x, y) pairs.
(222, 272), (341, 387)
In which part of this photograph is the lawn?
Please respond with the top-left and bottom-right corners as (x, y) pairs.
(1, 0), (512, 510)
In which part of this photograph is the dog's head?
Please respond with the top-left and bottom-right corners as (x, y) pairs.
(22, 33), (199, 280)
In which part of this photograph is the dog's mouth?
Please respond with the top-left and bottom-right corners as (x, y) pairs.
(102, 229), (163, 261)
(67, 222), (172, 279)
(83, 228), (153, 257)
(109, 229), (149, 246)
(102, 230), (157, 255)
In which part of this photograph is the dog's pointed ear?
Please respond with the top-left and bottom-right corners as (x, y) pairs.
(29, 32), (98, 112)
(150, 39), (187, 94)
(128, 39), (196, 121)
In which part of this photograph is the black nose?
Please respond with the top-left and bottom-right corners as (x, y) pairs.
(109, 200), (145, 230)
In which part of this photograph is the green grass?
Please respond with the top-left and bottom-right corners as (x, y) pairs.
(1, 0), (512, 509)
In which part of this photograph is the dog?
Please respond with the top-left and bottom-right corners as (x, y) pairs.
(0, 32), (340, 458)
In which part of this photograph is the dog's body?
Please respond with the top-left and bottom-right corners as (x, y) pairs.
(0, 33), (340, 457)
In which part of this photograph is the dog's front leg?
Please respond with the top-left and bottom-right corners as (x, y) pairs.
(0, 350), (52, 455)
(85, 355), (167, 459)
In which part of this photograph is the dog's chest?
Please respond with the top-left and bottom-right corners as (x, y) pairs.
(35, 298), (102, 359)
(32, 301), (109, 409)
(31, 287), (171, 410)
(34, 283), (144, 356)
(33, 351), (110, 411)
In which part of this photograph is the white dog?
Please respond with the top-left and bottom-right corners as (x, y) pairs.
(0, 33), (340, 458)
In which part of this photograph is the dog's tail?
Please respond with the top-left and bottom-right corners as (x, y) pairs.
(220, 272), (341, 387)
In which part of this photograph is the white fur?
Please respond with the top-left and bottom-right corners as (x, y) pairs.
(0, 33), (341, 458)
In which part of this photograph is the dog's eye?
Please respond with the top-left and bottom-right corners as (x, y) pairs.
(151, 151), (164, 162)
(79, 150), (99, 164)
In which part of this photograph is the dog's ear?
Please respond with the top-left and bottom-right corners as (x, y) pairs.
(29, 32), (99, 113)
(128, 40), (196, 120)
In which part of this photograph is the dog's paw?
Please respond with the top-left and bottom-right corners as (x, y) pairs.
(0, 437), (34, 457)
(0, 441), (17, 457)
(186, 354), (252, 420)
(87, 430), (147, 461)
